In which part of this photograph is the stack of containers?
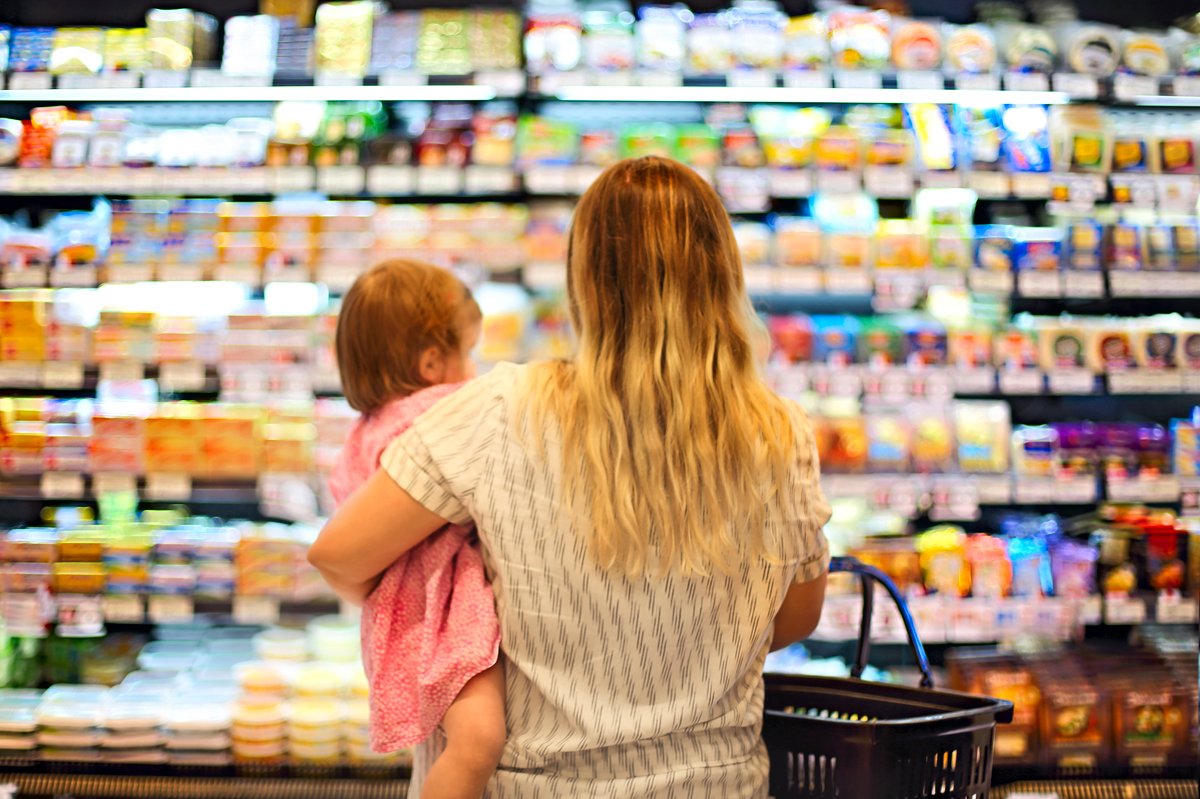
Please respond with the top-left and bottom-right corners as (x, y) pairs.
(36, 685), (106, 762)
(0, 689), (41, 756)
(100, 682), (167, 764)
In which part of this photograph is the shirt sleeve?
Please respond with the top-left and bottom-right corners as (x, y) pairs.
(379, 364), (516, 525)
(786, 403), (833, 584)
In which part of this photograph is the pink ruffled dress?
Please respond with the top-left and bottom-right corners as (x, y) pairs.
(329, 383), (500, 753)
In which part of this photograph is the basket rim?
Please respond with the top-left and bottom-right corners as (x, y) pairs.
(763, 673), (1014, 727)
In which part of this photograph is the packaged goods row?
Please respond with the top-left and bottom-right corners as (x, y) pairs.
(945, 631), (1198, 771)
(5, 2), (1196, 81)
(8, 101), (1200, 181)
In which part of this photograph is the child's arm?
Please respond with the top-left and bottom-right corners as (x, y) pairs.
(319, 569), (383, 607)
(308, 468), (447, 591)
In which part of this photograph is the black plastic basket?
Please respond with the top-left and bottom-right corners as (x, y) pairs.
(764, 556), (1014, 799)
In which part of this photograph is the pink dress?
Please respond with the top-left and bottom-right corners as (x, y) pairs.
(329, 384), (500, 753)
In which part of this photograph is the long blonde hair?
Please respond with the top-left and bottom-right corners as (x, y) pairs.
(526, 156), (799, 576)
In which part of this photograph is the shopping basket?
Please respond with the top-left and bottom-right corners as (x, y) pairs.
(763, 556), (1014, 799)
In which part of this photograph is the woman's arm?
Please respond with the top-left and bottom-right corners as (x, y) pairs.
(308, 468), (448, 604)
(770, 571), (827, 651)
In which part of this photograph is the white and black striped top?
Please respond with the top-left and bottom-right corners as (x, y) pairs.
(382, 362), (831, 798)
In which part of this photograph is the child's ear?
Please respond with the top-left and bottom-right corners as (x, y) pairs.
(418, 346), (446, 385)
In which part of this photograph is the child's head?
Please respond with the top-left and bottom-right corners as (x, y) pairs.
(336, 259), (482, 414)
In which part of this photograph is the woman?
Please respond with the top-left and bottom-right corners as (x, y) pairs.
(309, 156), (830, 798)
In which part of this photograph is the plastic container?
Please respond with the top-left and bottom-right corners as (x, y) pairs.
(307, 614), (359, 661)
(253, 627), (308, 661)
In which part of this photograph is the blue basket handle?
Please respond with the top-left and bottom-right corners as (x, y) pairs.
(829, 555), (934, 689)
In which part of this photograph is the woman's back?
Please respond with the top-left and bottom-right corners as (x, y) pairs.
(381, 362), (830, 797)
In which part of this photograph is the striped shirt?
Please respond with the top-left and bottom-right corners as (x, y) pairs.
(381, 362), (830, 798)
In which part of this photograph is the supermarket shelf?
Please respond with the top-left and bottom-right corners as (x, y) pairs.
(0, 769), (409, 799)
(993, 778), (1200, 798)
(0, 84), (504, 104)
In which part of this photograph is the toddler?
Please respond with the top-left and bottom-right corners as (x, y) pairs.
(329, 259), (503, 799)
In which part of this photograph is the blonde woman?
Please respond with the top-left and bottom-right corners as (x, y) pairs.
(309, 156), (831, 798)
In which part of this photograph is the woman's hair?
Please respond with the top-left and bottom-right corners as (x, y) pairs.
(526, 156), (799, 576)
(336, 259), (481, 414)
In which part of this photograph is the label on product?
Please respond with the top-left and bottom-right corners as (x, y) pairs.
(40, 472), (85, 500)
(102, 594), (145, 624)
(864, 166), (914, 198)
(729, 70), (776, 88)
(635, 71), (681, 87)
(1184, 371), (1200, 394)
(1104, 595), (1147, 625)
(1053, 475), (1098, 503)
(815, 170), (860, 194)
(233, 596), (281, 625)
(1173, 76), (1200, 96)
(1109, 174), (1157, 208)
(49, 265), (97, 288)
(57, 74), (106, 91)
(0, 362), (42, 388)
(1047, 368), (1096, 395)
(213, 264), (260, 286)
(56, 595), (105, 637)
(873, 271), (924, 310)
(316, 166), (365, 195)
(1011, 172), (1052, 198)
(1061, 270), (1104, 298)
(1107, 271), (1153, 297)
(824, 269), (872, 294)
(1106, 370), (1147, 394)
(1156, 593), (1199, 624)
(315, 71), (364, 87)
(148, 595), (194, 624)
(590, 70), (632, 87)
(969, 475), (1009, 504)
(774, 267), (822, 294)
(1052, 72), (1099, 99)
(2, 265), (48, 288)
(259, 473), (321, 523)
(929, 477), (980, 522)
(1156, 174), (1200, 215)
(913, 368), (954, 401)
(1110, 475), (1181, 503)
(741, 266), (774, 294)
(1014, 477), (1055, 504)
(41, 361), (85, 390)
(948, 599), (997, 642)
(834, 70), (881, 89)
(967, 269), (1014, 295)
(897, 70), (942, 90)
(93, 472), (137, 497)
(378, 70), (427, 86)
(416, 166), (462, 195)
(1017, 270), (1062, 297)
(768, 168), (813, 198)
(967, 171), (1011, 198)
(522, 262), (566, 291)
(1076, 595), (1102, 625)
(1113, 74), (1159, 102)
(572, 165), (604, 193)
(269, 166), (315, 193)
(827, 370), (862, 399)
(9, 71), (52, 90)
(105, 263), (154, 284)
(953, 367), (996, 395)
(474, 70), (525, 95)
(955, 72), (999, 92)
(782, 70), (830, 89)
(524, 165), (573, 195)
(99, 362), (145, 383)
(999, 369), (1043, 394)
(365, 165), (413, 195)
(1005, 72), (1049, 92)
(158, 361), (207, 393)
(1141, 370), (1184, 393)
(145, 472), (193, 501)
(919, 171), (962, 189)
(464, 165), (516, 194)
(158, 264), (205, 282)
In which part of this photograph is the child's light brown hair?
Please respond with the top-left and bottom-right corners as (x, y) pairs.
(336, 259), (482, 414)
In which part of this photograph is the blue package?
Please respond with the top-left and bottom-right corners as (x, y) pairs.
(9, 27), (54, 72)
(1065, 221), (1103, 271)
(1014, 227), (1063, 271)
(1000, 105), (1052, 172)
(811, 314), (859, 366)
(974, 224), (1015, 272)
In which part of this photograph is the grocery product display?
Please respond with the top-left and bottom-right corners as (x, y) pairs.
(0, 1), (1198, 795)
